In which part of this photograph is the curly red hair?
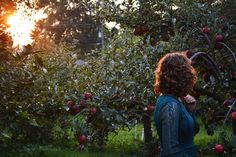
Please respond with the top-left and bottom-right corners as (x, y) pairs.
(154, 52), (197, 97)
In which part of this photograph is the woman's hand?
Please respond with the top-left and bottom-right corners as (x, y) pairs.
(183, 94), (197, 113)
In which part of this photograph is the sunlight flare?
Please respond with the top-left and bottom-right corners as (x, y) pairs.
(6, 1), (47, 50)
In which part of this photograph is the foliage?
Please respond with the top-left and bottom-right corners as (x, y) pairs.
(0, 44), (79, 144)
(62, 31), (163, 150)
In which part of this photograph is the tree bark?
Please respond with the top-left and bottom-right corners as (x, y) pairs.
(142, 113), (153, 143)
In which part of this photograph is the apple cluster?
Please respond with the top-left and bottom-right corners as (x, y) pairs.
(201, 26), (224, 50)
(65, 92), (95, 116)
(65, 92), (97, 145)
(213, 111), (236, 155)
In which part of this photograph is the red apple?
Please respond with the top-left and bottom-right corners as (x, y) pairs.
(70, 105), (81, 115)
(223, 100), (231, 108)
(133, 26), (149, 36)
(185, 50), (194, 58)
(80, 99), (86, 106)
(78, 135), (87, 144)
(133, 26), (142, 36)
(216, 34), (224, 42)
(79, 99), (87, 110)
(84, 92), (92, 100)
(232, 112), (236, 121)
(147, 103), (155, 113)
(202, 73), (210, 83)
(223, 97), (236, 108)
(66, 100), (75, 108)
(219, 16), (225, 20)
(141, 26), (149, 34)
(90, 107), (97, 115)
(214, 144), (224, 154)
(202, 26), (211, 34)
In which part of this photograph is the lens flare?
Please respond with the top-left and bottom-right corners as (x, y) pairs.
(6, 1), (47, 51)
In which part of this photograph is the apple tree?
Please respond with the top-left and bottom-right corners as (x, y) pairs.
(99, 0), (236, 155)
(62, 30), (164, 153)
(0, 43), (83, 145)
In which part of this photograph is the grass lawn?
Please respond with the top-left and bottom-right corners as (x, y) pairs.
(0, 123), (219, 157)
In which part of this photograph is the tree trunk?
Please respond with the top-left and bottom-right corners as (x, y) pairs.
(142, 113), (153, 143)
(232, 119), (236, 136)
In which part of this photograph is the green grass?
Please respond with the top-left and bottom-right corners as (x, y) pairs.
(194, 125), (217, 148)
(0, 123), (219, 157)
(106, 125), (143, 152)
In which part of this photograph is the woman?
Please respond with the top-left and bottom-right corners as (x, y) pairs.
(154, 52), (199, 157)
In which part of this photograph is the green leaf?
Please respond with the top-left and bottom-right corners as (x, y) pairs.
(29, 118), (40, 127)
